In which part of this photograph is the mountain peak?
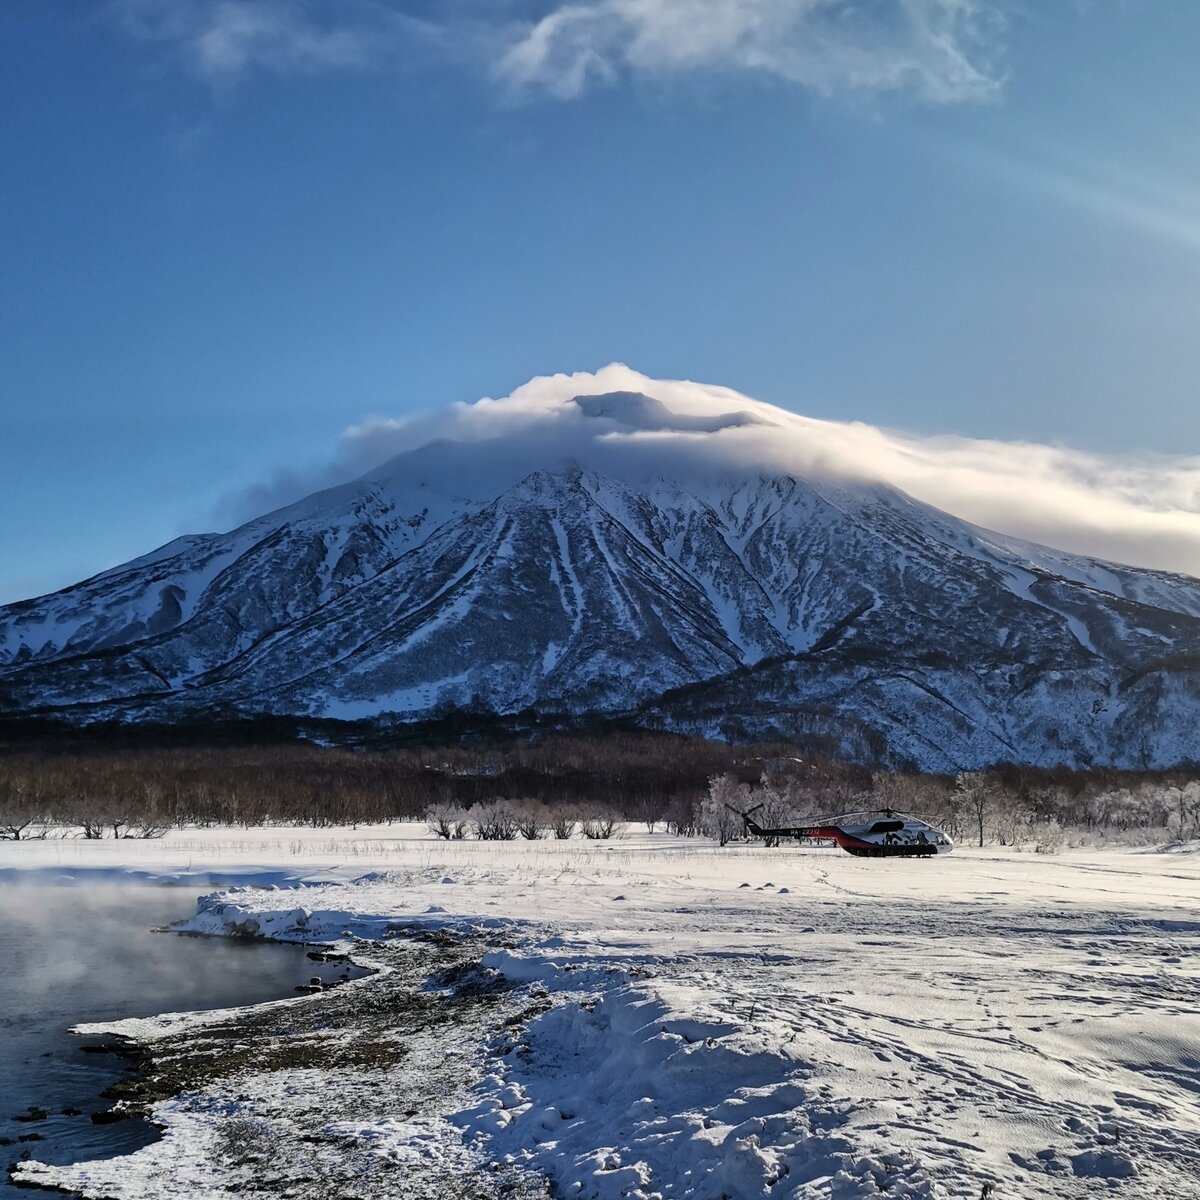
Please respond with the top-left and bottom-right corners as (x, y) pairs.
(3, 444), (1200, 771)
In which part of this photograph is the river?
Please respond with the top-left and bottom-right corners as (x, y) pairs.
(0, 883), (347, 1197)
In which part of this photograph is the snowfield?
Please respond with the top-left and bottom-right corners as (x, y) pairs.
(6, 825), (1200, 1199)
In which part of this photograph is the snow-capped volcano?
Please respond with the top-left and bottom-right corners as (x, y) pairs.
(3, 383), (1200, 770)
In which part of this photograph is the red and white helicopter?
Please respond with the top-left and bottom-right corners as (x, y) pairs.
(730, 805), (953, 858)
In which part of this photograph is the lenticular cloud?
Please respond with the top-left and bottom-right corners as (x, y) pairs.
(234, 363), (1200, 579)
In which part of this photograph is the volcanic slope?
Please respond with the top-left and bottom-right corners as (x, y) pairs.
(3, 392), (1200, 770)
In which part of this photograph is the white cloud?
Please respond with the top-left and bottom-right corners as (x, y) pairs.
(108, 0), (1005, 103)
(496, 0), (1005, 103)
(108, 0), (417, 82)
(229, 363), (1200, 580)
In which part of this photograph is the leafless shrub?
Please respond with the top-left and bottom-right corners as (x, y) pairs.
(549, 808), (577, 840)
(580, 809), (620, 839)
(0, 816), (45, 841)
(426, 804), (469, 840)
(514, 801), (548, 840)
(471, 800), (519, 841)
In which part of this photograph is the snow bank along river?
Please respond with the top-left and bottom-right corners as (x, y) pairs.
(3, 826), (1199, 1198)
(0, 884), (354, 1198)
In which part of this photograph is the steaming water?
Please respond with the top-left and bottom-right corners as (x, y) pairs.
(0, 884), (344, 1195)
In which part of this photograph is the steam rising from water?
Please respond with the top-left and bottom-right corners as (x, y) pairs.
(0, 883), (322, 1194)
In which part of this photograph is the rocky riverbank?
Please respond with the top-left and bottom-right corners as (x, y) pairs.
(12, 927), (550, 1198)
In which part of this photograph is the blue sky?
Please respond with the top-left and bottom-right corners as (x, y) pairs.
(3, 1), (1199, 603)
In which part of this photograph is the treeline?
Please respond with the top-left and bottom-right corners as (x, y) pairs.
(695, 764), (1200, 850)
(0, 733), (827, 839)
(1, 731), (1197, 846)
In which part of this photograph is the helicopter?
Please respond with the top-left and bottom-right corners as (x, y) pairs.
(727, 804), (953, 858)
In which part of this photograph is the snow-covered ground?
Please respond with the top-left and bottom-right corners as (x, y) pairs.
(6, 825), (1200, 1198)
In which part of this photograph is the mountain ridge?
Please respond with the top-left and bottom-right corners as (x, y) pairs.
(3, 394), (1200, 771)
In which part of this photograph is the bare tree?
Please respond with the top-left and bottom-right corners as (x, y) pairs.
(0, 811), (42, 841)
(427, 804), (454, 840)
(666, 794), (700, 837)
(746, 775), (796, 847)
(0, 773), (45, 841)
(472, 800), (520, 841)
(514, 802), (547, 841)
(955, 771), (990, 848)
(634, 794), (667, 834)
(580, 809), (620, 839)
(549, 808), (577, 840)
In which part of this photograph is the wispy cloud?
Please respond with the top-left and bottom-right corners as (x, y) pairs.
(108, 0), (419, 82)
(495, 0), (1005, 103)
(225, 363), (1200, 579)
(108, 0), (1006, 103)
(998, 148), (1200, 254)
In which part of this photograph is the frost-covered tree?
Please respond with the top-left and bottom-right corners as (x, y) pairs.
(1165, 781), (1200, 840)
(701, 775), (749, 846)
(514, 801), (548, 840)
(471, 800), (520, 840)
(426, 803), (469, 840)
(751, 774), (799, 847)
(871, 772), (926, 814)
(991, 789), (1034, 847)
(1034, 818), (1064, 854)
(954, 771), (990, 848)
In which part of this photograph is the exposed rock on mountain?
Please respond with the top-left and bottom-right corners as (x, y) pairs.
(3, 391), (1199, 770)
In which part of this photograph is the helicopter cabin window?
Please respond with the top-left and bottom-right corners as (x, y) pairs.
(867, 820), (905, 834)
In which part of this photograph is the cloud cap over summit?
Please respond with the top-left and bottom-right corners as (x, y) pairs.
(231, 364), (1200, 580)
